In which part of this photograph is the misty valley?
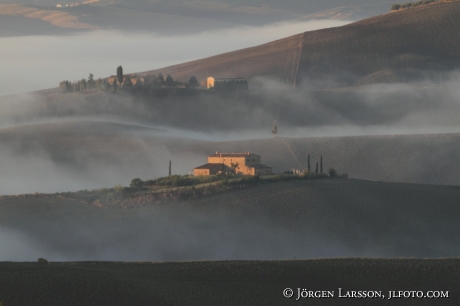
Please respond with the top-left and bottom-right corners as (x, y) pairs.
(1, 1), (460, 305)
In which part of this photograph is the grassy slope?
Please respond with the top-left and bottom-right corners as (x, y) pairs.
(0, 259), (458, 306)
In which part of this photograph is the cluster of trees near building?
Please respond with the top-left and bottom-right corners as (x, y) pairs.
(305, 153), (344, 178)
(391, 0), (442, 10)
(59, 66), (200, 93)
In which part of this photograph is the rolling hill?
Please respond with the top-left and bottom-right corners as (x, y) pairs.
(0, 120), (459, 196)
(139, 1), (460, 87)
(0, 0), (393, 37)
(1, 178), (460, 261)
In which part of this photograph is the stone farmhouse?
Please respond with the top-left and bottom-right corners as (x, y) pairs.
(193, 152), (272, 176)
(206, 77), (248, 90)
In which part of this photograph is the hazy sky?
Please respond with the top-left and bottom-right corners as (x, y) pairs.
(0, 19), (351, 96)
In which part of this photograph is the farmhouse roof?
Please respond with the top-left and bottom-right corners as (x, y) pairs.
(209, 152), (260, 157)
(194, 163), (226, 171)
(213, 77), (246, 81)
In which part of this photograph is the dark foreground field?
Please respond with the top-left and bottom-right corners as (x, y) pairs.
(0, 259), (458, 306)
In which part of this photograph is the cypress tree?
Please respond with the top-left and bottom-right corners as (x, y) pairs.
(117, 66), (123, 84)
(307, 154), (310, 172)
(165, 74), (175, 88)
(156, 73), (165, 86)
(112, 78), (118, 93)
(188, 76), (200, 88)
(320, 155), (323, 173)
(169, 160), (171, 176)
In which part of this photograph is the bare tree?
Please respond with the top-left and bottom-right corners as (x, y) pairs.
(272, 121), (278, 136)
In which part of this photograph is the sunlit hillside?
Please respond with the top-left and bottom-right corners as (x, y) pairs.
(140, 2), (460, 87)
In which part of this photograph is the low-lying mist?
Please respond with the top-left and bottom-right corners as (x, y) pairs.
(2, 71), (460, 136)
(0, 124), (210, 194)
(2, 178), (459, 261)
(0, 19), (351, 97)
(0, 72), (459, 194)
(0, 209), (341, 262)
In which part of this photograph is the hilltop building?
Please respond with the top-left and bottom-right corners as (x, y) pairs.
(206, 77), (248, 90)
(193, 152), (272, 176)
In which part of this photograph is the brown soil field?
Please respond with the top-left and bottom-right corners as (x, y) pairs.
(298, 1), (460, 86)
(142, 33), (305, 87)
(0, 259), (458, 306)
(140, 1), (460, 87)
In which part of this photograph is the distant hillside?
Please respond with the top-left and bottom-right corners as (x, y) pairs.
(142, 2), (460, 87)
(297, 1), (460, 86)
(0, 0), (392, 37)
(143, 33), (305, 87)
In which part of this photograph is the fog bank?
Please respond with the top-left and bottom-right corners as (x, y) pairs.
(0, 19), (351, 97)
(1, 178), (459, 261)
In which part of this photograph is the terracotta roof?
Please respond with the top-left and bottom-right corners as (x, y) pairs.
(214, 78), (246, 81)
(209, 152), (260, 157)
(208, 77), (246, 80)
(194, 163), (226, 171)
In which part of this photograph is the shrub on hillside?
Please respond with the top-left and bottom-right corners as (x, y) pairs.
(143, 175), (195, 187)
(328, 168), (338, 177)
(114, 184), (125, 193)
(130, 178), (143, 188)
(37, 258), (48, 265)
(59, 80), (71, 93)
(98, 185), (126, 203)
(391, 0), (435, 10)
